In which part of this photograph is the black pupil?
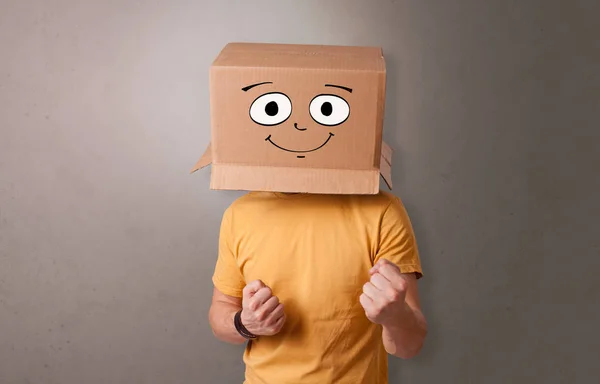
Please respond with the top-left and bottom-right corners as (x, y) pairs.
(265, 101), (279, 116)
(321, 102), (333, 116)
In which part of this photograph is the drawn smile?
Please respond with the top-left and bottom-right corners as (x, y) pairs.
(265, 132), (335, 153)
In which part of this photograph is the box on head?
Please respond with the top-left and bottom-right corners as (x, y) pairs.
(191, 42), (393, 194)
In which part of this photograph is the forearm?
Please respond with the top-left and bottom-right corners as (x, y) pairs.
(208, 301), (246, 345)
(381, 303), (427, 359)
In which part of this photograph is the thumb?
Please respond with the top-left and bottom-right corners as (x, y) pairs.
(243, 279), (266, 298)
(370, 258), (392, 275)
(369, 262), (382, 276)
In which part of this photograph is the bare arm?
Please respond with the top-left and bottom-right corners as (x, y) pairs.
(381, 273), (427, 359)
(208, 287), (246, 345)
(361, 259), (427, 359)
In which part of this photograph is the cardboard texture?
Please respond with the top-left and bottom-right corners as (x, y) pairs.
(191, 42), (393, 194)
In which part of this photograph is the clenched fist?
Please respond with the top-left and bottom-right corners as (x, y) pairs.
(360, 258), (410, 325)
(241, 280), (286, 336)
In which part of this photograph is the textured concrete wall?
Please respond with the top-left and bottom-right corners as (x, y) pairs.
(1, 0), (598, 383)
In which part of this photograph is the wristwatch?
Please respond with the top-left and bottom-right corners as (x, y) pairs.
(234, 310), (258, 340)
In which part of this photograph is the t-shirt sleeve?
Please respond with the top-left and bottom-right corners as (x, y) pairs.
(212, 208), (246, 297)
(374, 195), (423, 279)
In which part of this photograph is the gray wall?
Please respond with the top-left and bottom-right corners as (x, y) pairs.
(1, 0), (599, 383)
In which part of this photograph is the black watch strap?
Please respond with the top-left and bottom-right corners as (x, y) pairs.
(234, 310), (258, 339)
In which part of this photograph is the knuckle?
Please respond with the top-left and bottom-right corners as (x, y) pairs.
(256, 311), (267, 321)
(398, 280), (408, 291)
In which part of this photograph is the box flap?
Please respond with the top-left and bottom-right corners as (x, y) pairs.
(380, 141), (393, 189)
(190, 143), (212, 173)
(211, 164), (380, 195)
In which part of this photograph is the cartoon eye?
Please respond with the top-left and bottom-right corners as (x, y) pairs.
(309, 94), (350, 126)
(249, 92), (292, 126)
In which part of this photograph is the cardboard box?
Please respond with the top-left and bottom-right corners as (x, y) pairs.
(191, 42), (393, 194)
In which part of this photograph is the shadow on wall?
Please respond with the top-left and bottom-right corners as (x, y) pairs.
(381, 52), (439, 380)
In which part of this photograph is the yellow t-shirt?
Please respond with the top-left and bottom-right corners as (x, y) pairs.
(213, 190), (423, 384)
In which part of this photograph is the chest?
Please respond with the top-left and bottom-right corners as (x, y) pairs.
(233, 206), (378, 316)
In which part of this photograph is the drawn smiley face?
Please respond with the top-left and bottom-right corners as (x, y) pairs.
(243, 82), (352, 159)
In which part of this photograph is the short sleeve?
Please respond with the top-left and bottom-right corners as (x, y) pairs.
(212, 208), (246, 297)
(374, 195), (423, 279)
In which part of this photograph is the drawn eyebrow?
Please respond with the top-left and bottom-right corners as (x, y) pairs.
(242, 82), (273, 92)
(325, 84), (353, 93)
